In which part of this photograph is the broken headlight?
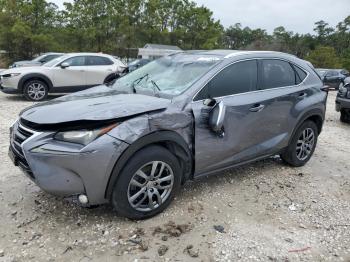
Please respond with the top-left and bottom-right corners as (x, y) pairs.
(54, 123), (117, 146)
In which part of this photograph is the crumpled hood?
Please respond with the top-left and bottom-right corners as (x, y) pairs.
(20, 85), (171, 125)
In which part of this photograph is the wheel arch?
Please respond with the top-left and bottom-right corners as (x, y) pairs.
(103, 73), (119, 84)
(105, 130), (193, 200)
(290, 108), (325, 144)
(18, 73), (53, 92)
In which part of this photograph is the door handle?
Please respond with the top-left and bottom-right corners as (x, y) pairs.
(79, 70), (85, 72)
(249, 104), (265, 112)
(298, 92), (307, 99)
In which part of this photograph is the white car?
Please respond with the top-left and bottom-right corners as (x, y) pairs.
(0, 53), (126, 101)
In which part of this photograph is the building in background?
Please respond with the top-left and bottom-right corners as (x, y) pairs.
(138, 44), (182, 60)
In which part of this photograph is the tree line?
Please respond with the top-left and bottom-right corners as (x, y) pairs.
(0, 0), (349, 70)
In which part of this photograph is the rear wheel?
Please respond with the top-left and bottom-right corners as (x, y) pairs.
(23, 80), (48, 101)
(111, 145), (182, 220)
(281, 121), (318, 167)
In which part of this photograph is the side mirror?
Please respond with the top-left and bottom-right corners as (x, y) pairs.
(208, 101), (226, 136)
(61, 62), (70, 69)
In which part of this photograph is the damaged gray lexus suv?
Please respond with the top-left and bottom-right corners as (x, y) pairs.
(9, 50), (327, 219)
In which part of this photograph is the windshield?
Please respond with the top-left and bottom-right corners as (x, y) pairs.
(113, 54), (221, 97)
(43, 55), (70, 67)
(32, 54), (47, 62)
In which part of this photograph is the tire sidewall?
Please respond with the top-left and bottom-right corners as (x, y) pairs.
(111, 145), (182, 220)
(283, 121), (319, 167)
(23, 80), (48, 101)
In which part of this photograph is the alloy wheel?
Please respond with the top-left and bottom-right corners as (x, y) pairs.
(27, 83), (46, 101)
(127, 161), (174, 212)
(296, 127), (315, 161)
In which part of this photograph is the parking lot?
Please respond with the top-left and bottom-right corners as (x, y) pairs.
(0, 91), (349, 261)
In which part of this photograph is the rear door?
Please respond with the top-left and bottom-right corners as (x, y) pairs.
(84, 56), (115, 86)
(51, 56), (87, 90)
(252, 59), (310, 154)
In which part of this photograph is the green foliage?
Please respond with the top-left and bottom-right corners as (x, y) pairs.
(222, 16), (350, 70)
(0, 0), (349, 70)
(305, 46), (342, 68)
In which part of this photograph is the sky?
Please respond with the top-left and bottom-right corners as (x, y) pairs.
(52, 0), (350, 34)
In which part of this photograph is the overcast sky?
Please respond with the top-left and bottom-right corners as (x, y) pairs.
(52, 0), (349, 34)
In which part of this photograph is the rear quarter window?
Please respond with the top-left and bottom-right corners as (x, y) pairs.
(292, 64), (308, 84)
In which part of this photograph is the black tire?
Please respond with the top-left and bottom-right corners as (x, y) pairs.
(111, 145), (182, 220)
(103, 74), (117, 85)
(281, 121), (318, 167)
(340, 110), (350, 123)
(23, 79), (48, 101)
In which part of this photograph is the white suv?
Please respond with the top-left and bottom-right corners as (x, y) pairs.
(0, 53), (126, 101)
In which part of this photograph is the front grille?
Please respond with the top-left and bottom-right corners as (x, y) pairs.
(10, 123), (35, 178)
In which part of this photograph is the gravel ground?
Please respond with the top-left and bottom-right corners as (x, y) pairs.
(0, 91), (349, 262)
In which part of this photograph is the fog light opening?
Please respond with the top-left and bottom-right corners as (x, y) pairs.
(78, 194), (89, 205)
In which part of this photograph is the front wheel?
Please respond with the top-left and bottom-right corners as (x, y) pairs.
(281, 121), (318, 167)
(111, 145), (182, 220)
(23, 80), (48, 101)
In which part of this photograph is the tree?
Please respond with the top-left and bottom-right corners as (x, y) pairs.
(305, 46), (342, 68)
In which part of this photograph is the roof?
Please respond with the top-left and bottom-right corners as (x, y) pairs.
(182, 50), (298, 59)
(144, 44), (182, 50)
(65, 52), (114, 58)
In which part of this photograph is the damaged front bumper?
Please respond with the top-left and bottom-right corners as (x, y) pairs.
(9, 121), (129, 205)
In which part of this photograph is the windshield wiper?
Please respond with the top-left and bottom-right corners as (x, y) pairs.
(131, 73), (149, 93)
(149, 79), (161, 97)
(150, 80), (161, 91)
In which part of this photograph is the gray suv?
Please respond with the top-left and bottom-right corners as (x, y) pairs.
(8, 50), (327, 219)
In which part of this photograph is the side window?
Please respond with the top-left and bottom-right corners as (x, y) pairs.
(39, 55), (51, 63)
(261, 60), (296, 89)
(85, 56), (113, 66)
(62, 56), (85, 66)
(292, 64), (307, 84)
(195, 60), (258, 100)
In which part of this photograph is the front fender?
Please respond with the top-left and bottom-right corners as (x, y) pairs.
(18, 73), (53, 91)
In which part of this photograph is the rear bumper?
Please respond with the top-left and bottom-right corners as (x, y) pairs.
(335, 97), (350, 111)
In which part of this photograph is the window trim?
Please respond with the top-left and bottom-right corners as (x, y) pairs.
(258, 59), (304, 91)
(57, 56), (86, 67)
(192, 57), (310, 102)
(84, 55), (114, 66)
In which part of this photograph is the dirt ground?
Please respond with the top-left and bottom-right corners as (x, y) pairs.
(0, 91), (349, 262)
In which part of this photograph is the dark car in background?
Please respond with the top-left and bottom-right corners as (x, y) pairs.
(8, 50), (327, 219)
(127, 58), (150, 72)
(316, 68), (349, 90)
(10, 52), (64, 68)
(336, 77), (350, 123)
